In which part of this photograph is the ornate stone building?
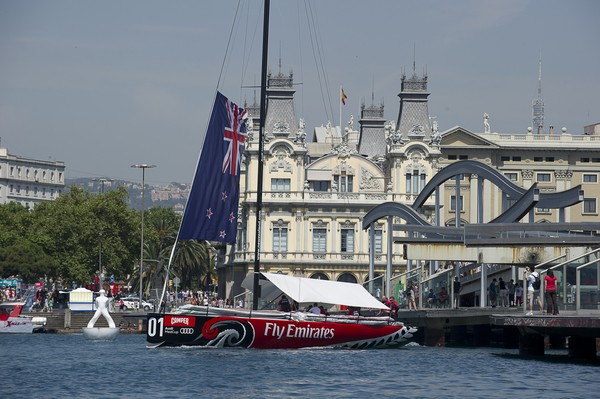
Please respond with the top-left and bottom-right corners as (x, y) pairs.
(0, 146), (65, 208)
(216, 66), (600, 303)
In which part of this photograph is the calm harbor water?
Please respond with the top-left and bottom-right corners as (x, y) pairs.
(1, 333), (598, 398)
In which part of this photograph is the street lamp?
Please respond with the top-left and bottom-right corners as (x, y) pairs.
(131, 163), (156, 309)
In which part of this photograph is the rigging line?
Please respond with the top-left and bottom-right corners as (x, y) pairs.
(216, 0), (243, 91)
(304, 0), (331, 124)
(309, 1), (335, 127)
(240, 2), (261, 101)
(239, 0), (249, 101)
(296, 0), (305, 123)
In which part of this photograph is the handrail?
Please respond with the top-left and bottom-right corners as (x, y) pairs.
(576, 257), (600, 314)
(538, 248), (600, 313)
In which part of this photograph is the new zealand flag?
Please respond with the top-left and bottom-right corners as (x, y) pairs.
(179, 91), (247, 243)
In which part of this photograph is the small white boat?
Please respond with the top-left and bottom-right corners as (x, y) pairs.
(0, 302), (46, 333)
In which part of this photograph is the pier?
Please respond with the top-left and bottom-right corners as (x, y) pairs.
(399, 307), (600, 360)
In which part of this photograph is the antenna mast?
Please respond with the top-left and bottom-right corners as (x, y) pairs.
(532, 55), (544, 134)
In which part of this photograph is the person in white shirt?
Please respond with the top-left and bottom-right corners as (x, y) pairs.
(526, 266), (543, 315)
(309, 303), (321, 314)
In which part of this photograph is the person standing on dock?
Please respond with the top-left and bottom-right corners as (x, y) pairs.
(526, 266), (543, 315)
(544, 269), (559, 315)
(489, 279), (497, 308)
(515, 284), (523, 306)
(453, 277), (462, 309)
(507, 279), (516, 306)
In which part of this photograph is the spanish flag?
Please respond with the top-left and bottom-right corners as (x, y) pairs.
(341, 88), (348, 105)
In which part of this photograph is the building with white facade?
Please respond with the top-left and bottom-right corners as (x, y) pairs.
(0, 146), (65, 208)
(216, 66), (600, 303)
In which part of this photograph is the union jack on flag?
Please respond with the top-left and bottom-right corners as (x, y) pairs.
(179, 92), (247, 243)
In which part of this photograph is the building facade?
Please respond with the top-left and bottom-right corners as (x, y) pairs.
(0, 146), (65, 208)
(216, 66), (600, 303)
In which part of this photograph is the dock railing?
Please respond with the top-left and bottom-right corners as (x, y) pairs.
(538, 248), (600, 314)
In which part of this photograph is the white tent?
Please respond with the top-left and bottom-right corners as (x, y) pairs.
(242, 272), (388, 310)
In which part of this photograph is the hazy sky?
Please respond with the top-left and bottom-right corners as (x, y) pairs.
(1, 0), (599, 185)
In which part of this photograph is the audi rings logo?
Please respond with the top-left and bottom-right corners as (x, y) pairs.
(179, 328), (194, 335)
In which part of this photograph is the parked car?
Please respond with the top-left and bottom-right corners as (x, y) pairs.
(121, 297), (153, 311)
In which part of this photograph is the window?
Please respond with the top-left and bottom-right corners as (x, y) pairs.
(583, 198), (597, 214)
(341, 228), (354, 253)
(450, 195), (464, 211)
(368, 230), (383, 254)
(312, 228), (327, 252)
(458, 155), (468, 160)
(504, 173), (518, 182)
(580, 157), (590, 163)
(272, 227), (288, 252)
(448, 155), (457, 160)
(271, 178), (290, 191)
(334, 174), (353, 192)
(512, 156), (521, 161)
(536, 173), (551, 182)
(593, 158), (600, 163)
(313, 181), (330, 192)
(501, 156), (510, 162)
(583, 174), (598, 183)
(10, 167), (14, 176)
(534, 157), (543, 162)
(536, 207), (551, 213)
(545, 157), (554, 162)
(374, 230), (382, 254)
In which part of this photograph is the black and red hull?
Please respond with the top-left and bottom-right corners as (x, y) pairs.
(146, 311), (416, 349)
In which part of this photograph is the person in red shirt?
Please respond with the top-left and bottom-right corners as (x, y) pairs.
(544, 269), (559, 315)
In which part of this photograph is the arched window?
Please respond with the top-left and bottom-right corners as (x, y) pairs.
(337, 273), (357, 284)
(310, 272), (329, 280)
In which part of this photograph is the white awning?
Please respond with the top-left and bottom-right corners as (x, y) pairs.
(242, 272), (388, 310)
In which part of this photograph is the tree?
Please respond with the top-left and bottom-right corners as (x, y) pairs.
(27, 186), (138, 285)
(0, 202), (32, 247)
(0, 241), (57, 282)
(171, 240), (206, 290)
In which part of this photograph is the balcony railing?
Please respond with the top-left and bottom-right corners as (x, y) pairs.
(243, 190), (436, 205)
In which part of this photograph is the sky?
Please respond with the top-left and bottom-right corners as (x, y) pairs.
(1, 0), (599, 185)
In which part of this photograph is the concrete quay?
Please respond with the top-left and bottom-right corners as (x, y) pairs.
(29, 309), (147, 333)
(398, 307), (600, 360)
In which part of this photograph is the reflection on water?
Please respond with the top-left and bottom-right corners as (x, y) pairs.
(0, 334), (597, 398)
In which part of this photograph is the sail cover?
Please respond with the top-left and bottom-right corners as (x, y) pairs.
(242, 272), (388, 310)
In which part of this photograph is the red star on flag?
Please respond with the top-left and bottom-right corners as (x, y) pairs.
(222, 191), (228, 201)
(206, 208), (213, 219)
(219, 230), (226, 238)
(229, 212), (236, 223)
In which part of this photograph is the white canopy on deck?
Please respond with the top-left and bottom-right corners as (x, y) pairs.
(241, 272), (388, 310)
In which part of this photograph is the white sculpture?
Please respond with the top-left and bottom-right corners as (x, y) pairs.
(82, 289), (119, 340)
(484, 113), (490, 133)
(87, 289), (116, 328)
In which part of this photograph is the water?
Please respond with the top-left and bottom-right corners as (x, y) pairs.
(1, 334), (598, 398)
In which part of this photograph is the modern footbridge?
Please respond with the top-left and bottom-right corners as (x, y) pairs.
(362, 161), (600, 305)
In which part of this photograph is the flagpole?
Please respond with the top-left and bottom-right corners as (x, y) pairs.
(339, 85), (342, 141)
(252, 0), (270, 311)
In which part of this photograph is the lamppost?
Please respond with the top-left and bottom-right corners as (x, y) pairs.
(131, 164), (156, 309)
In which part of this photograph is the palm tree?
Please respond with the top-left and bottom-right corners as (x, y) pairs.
(172, 240), (206, 290)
